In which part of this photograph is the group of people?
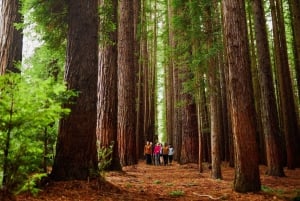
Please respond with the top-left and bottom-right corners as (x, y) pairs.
(144, 141), (174, 166)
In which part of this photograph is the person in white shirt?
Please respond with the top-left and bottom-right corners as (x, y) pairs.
(168, 144), (174, 165)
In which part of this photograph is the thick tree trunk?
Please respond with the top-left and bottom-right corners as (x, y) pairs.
(96, 0), (121, 171)
(167, 0), (175, 147)
(51, 0), (99, 180)
(247, 9), (266, 166)
(222, 0), (261, 192)
(270, 0), (300, 168)
(180, 92), (199, 164)
(118, 0), (137, 166)
(220, 5), (235, 167)
(0, 0), (22, 74)
(251, 0), (284, 176)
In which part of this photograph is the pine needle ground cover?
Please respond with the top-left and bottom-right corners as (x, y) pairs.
(16, 161), (300, 201)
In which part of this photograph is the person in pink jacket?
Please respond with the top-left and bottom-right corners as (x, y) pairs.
(153, 143), (161, 166)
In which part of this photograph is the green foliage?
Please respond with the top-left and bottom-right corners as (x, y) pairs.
(0, 0), (73, 195)
(261, 185), (284, 196)
(20, 0), (67, 82)
(16, 173), (47, 196)
(169, 190), (185, 197)
(0, 71), (75, 193)
(125, 183), (133, 188)
(98, 0), (117, 46)
(97, 141), (114, 173)
(25, 45), (65, 82)
(20, 0), (67, 51)
(154, 180), (162, 184)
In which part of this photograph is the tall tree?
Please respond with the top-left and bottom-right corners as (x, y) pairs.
(117, 0), (137, 166)
(180, 22), (199, 164)
(51, 0), (99, 180)
(172, 0), (184, 162)
(288, 0), (300, 102)
(180, 89), (199, 164)
(146, 0), (157, 144)
(205, 0), (222, 179)
(0, 0), (22, 74)
(166, 0), (175, 147)
(250, 0), (284, 176)
(134, 0), (143, 159)
(270, 0), (300, 168)
(222, 0), (261, 192)
(220, 8), (235, 167)
(96, 0), (121, 170)
(247, 4), (266, 166)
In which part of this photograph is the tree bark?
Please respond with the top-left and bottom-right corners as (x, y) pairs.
(247, 7), (266, 166)
(166, 0), (175, 147)
(148, 0), (157, 144)
(134, 0), (143, 159)
(180, 92), (199, 164)
(205, 0), (222, 179)
(97, 0), (121, 171)
(288, 0), (300, 102)
(51, 0), (99, 180)
(118, 0), (137, 166)
(250, 0), (284, 176)
(270, 0), (300, 168)
(222, 0), (261, 192)
(0, 0), (22, 74)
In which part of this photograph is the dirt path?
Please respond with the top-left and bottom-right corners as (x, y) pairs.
(16, 161), (300, 201)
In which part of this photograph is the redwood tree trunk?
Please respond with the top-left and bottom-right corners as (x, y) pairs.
(222, 0), (261, 192)
(206, 0), (222, 179)
(167, 0), (175, 147)
(180, 93), (199, 164)
(251, 0), (284, 176)
(96, 0), (121, 170)
(0, 0), (22, 74)
(134, 0), (143, 159)
(270, 0), (300, 168)
(288, 0), (300, 102)
(51, 0), (99, 180)
(118, 0), (137, 166)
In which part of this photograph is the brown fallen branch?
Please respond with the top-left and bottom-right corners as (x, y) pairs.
(192, 192), (224, 200)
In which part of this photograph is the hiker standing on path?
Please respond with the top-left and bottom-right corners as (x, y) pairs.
(168, 144), (174, 165)
(153, 143), (161, 166)
(162, 143), (169, 166)
(144, 141), (152, 165)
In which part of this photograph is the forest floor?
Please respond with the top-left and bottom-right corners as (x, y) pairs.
(16, 160), (300, 201)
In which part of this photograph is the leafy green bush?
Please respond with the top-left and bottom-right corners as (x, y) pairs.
(0, 72), (75, 194)
(16, 173), (48, 196)
(97, 141), (114, 174)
